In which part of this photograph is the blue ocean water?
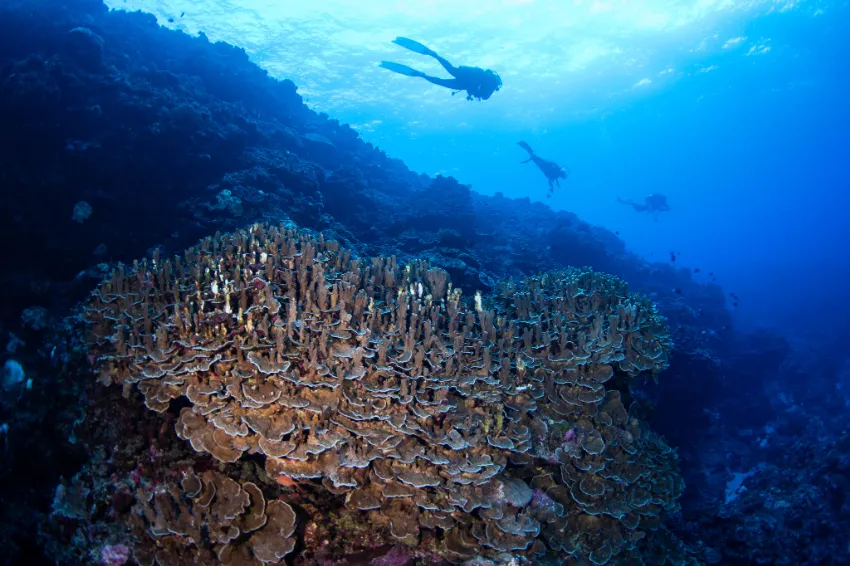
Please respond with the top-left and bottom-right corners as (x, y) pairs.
(115, 0), (849, 339)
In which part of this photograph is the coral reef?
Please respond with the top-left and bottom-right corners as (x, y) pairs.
(83, 223), (686, 564)
(131, 470), (296, 566)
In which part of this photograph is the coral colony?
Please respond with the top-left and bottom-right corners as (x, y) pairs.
(84, 223), (686, 564)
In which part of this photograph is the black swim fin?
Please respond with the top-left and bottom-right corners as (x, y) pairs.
(517, 141), (535, 161)
(391, 37), (435, 57)
(379, 61), (425, 78)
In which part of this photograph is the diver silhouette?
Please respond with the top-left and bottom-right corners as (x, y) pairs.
(380, 37), (502, 101)
(617, 194), (670, 221)
(517, 141), (569, 197)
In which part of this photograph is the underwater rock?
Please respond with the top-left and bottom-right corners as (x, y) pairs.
(64, 27), (104, 71)
(71, 200), (93, 223)
(1, 359), (25, 392)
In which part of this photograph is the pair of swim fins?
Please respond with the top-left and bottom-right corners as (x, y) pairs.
(379, 37), (434, 78)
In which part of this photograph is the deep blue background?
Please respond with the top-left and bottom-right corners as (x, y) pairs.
(378, 5), (850, 340)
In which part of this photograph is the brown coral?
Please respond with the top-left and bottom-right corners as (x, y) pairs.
(85, 223), (680, 564)
(130, 470), (295, 565)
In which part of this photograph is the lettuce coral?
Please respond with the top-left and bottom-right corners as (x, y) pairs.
(130, 470), (295, 566)
(84, 223), (683, 564)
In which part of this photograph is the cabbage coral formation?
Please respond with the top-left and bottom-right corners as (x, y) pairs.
(131, 470), (296, 566)
(85, 223), (683, 564)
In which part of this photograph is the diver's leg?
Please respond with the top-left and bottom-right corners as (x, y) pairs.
(391, 37), (460, 74)
(383, 62), (463, 91)
(380, 61), (425, 78)
(392, 37), (438, 57)
(620, 200), (646, 212)
(430, 53), (460, 76)
(421, 75), (464, 90)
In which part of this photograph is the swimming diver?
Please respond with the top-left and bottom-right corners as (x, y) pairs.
(517, 141), (569, 197)
(617, 194), (671, 221)
(380, 37), (502, 101)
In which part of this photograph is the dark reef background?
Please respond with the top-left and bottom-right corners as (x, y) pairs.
(1, 1), (848, 565)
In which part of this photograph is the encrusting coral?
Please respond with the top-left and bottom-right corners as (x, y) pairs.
(84, 223), (684, 564)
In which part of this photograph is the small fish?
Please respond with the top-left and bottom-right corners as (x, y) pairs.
(674, 288), (682, 295)
(670, 251), (676, 262)
(733, 301), (738, 308)
(615, 231), (620, 236)
(694, 268), (701, 273)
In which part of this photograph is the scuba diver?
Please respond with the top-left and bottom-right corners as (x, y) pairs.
(379, 37), (502, 101)
(517, 141), (569, 197)
(617, 194), (671, 221)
